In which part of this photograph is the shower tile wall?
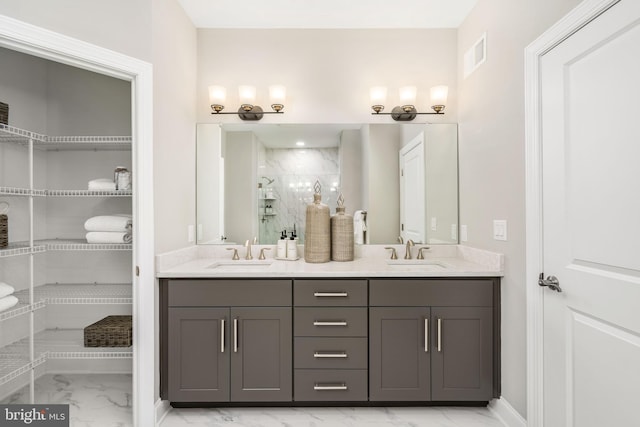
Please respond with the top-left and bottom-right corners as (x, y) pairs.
(259, 147), (339, 244)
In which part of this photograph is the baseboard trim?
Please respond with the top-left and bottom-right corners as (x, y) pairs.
(489, 397), (527, 427)
(155, 399), (172, 426)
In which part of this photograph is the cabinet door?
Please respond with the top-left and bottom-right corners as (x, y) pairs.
(168, 308), (230, 402)
(431, 307), (493, 401)
(230, 307), (292, 401)
(369, 307), (431, 401)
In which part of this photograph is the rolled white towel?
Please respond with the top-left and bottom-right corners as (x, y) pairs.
(84, 214), (132, 232)
(88, 178), (116, 191)
(0, 295), (19, 313)
(0, 282), (15, 298)
(86, 231), (132, 244)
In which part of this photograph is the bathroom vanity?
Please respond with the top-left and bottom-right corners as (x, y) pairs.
(157, 245), (502, 406)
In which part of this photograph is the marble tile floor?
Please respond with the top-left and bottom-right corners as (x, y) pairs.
(2, 374), (507, 427)
(160, 406), (507, 427)
(1, 373), (132, 427)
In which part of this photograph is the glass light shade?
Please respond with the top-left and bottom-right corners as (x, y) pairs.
(238, 85), (257, 106)
(430, 85), (448, 106)
(370, 86), (387, 105)
(269, 85), (286, 105)
(399, 86), (417, 106)
(208, 85), (226, 105)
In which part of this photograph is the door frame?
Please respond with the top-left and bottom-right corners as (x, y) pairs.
(0, 14), (155, 427)
(524, 0), (620, 425)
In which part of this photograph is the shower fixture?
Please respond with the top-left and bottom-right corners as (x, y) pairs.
(262, 176), (275, 185)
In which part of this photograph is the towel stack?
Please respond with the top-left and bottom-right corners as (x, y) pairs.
(88, 178), (116, 191)
(0, 282), (18, 313)
(84, 214), (132, 244)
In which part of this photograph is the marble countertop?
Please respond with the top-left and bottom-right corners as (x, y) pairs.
(156, 244), (504, 279)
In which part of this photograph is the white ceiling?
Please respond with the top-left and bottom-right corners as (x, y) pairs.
(178, 0), (478, 29)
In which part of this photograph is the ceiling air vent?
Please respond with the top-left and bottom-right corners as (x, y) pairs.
(464, 32), (487, 79)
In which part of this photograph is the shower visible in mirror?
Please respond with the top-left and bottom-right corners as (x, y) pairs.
(196, 123), (458, 246)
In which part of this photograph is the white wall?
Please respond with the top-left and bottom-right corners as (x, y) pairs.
(151, 0), (198, 254)
(365, 124), (401, 244)
(425, 124), (458, 244)
(0, 0), (153, 62)
(339, 129), (363, 215)
(197, 29), (458, 124)
(457, 0), (583, 418)
(45, 62), (131, 136)
(224, 131), (257, 244)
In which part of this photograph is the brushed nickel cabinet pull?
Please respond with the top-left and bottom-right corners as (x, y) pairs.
(437, 317), (442, 352)
(314, 383), (348, 391)
(233, 318), (238, 353)
(313, 352), (348, 358)
(313, 321), (347, 327)
(424, 318), (429, 353)
(220, 318), (225, 353)
(313, 292), (348, 297)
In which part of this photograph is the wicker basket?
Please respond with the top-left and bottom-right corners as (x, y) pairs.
(0, 102), (8, 125)
(84, 315), (132, 347)
(331, 206), (354, 261)
(0, 214), (7, 248)
(304, 193), (331, 263)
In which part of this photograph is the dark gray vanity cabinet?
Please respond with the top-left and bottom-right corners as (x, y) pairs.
(369, 278), (499, 402)
(161, 276), (500, 405)
(161, 279), (292, 402)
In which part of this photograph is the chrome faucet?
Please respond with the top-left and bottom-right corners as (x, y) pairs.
(404, 239), (415, 259)
(245, 237), (257, 260)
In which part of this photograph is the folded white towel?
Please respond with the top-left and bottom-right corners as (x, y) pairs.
(88, 178), (116, 191)
(84, 214), (132, 232)
(0, 282), (15, 298)
(0, 295), (19, 313)
(86, 231), (132, 244)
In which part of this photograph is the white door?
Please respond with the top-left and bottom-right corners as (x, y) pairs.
(399, 134), (425, 243)
(540, 1), (640, 426)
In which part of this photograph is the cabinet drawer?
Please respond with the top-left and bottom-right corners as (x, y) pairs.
(294, 337), (367, 369)
(369, 279), (494, 307)
(294, 280), (367, 306)
(294, 308), (367, 337)
(294, 369), (367, 401)
(168, 279), (292, 307)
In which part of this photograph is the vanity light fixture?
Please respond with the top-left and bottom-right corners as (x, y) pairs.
(208, 85), (286, 120)
(370, 85), (448, 121)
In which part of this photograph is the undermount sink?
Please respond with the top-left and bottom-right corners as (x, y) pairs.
(385, 259), (450, 270)
(207, 260), (274, 271)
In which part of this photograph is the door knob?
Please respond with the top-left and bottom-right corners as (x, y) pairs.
(538, 273), (562, 292)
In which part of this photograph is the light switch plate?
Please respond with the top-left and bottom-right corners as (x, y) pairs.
(188, 225), (195, 243)
(493, 220), (507, 241)
(460, 225), (468, 242)
(431, 217), (437, 231)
